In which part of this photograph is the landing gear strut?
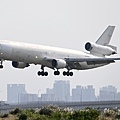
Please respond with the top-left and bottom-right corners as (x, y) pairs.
(37, 66), (48, 76)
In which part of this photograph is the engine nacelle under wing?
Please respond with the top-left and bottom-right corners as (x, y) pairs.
(85, 42), (116, 56)
(12, 61), (30, 69)
(52, 59), (66, 69)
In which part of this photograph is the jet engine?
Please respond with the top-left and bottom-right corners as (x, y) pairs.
(52, 59), (66, 69)
(12, 61), (30, 69)
(85, 42), (116, 56)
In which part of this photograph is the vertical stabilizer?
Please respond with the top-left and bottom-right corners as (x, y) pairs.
(96, 26), (115, 45)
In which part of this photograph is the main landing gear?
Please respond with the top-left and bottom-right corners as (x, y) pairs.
(54, 69), (73, 76)
(63, 71), (73, 76)
(37, 66), (73, 76)
(37, 66), (48, 76)
(54, 70), (73, 76)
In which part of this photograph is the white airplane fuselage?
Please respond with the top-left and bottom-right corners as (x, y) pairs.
(0, 40), (108, 70)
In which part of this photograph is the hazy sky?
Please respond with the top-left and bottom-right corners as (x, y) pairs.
(0, 0), (120, 100)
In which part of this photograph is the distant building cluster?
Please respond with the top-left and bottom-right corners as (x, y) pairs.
(7, 84), (38, 104)
(7, 81), (120, 104)
(99, 86), (120, 101)
(72, 85), (96, 102)
(40, 81), (70, 101)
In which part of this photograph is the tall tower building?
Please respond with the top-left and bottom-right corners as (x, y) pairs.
(53, 80), (70, 101)
(72, 85), (96, 102)
(99, 85), (117, 101)
(7, 84), (26, 104)
(72, 85), (82, 102)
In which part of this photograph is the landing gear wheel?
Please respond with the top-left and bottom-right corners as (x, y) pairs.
(63, 71), (66, 76)
(0, 59), (3, 69)
(69, 72), (73, 76)
(63, 71), (73, 76)
(41, 71), (45, 76)
(37, 71), (41, 76)
(67, 72), (69, 76)
(54, 71), (60, 75)
(0, 65), (3, 69)
(37, 71), (48, 76)
(44, 72), (48, 76)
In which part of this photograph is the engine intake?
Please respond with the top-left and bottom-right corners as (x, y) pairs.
(12, 61), (30, 69)
(85, 42), (93, 51)
(52, 59), (66, 69)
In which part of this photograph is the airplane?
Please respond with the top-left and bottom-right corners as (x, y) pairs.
(0, 25), (120, 76)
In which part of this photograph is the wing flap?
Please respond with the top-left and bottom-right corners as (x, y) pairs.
(87, 60), (115, 65)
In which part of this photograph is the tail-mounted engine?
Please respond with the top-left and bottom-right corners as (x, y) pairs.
(85, 42), (117, 56)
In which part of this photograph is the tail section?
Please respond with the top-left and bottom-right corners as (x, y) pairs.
(96, 26), (115, 45)
(107, 44), (117, 51)
(85, 25), (117, 57)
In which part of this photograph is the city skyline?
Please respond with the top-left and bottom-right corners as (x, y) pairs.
(1, 77), (120, 102)
(7, 81), (120, 104)
(6, 81), (120, 96)
(0, 1), (120, 101)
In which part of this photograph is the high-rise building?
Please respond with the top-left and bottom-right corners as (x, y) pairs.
(82, 85), (96, 101)
(19, 93), (38, 103)
(72, 85), (82, 102)
(72, 85), (96, 102)
(39, 81), (70, 101)
(7, 84), (26, 104)
(39, 88), (55, 101)
(53, 80), (70, 101)
(116, 92), (120, 100)
(99, 85), (117, 101)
